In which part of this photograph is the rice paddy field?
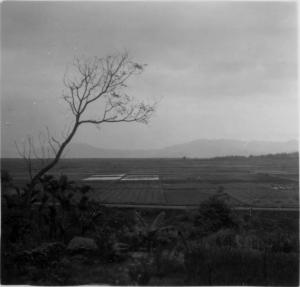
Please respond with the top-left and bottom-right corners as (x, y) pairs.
(2, 153), (299, 208)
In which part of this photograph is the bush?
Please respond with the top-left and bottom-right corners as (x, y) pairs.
(1, 169), (13, 186)
(128, 255), (153, 285)
(261, 229), (299, 253)
(184, 243), (299, 286)
(203, 228), (238, 249)
(93, 209), (138, 262)
(194, 195), (238, 236)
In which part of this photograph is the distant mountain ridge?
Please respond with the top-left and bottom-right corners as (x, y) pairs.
(2, 139), (298, 159)
(62, 139), (298, 158)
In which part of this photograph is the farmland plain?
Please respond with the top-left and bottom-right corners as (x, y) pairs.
(2, 153), (298, 209)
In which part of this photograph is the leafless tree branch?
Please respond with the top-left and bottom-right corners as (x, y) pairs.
(18, 52), (155, 187)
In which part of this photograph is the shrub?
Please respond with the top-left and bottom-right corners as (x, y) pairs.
(1, 169), (13, 186)
(261, 229), (299, 253)
(203, 228), (238, 249)
(128, 255), (153, 285)
(194, 195), (238, 236)
(184, 243), (299, 286)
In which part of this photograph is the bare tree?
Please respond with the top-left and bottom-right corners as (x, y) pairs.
(15, 127), (64, 181)
(23, 52), (155, 186)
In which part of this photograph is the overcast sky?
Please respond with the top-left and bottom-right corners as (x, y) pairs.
(1, 1), (298, 154)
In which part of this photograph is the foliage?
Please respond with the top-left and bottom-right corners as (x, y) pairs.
(1, 170), (299, 286)
(2, 242), (67, 285)
(93, 208), (137, 262)
(128, 254), (153, 285)
(260, 229), (298, 253)
(184, 242), (299, 286)
(37, 174), (104, 241)
(194, 195), (238, 236)
(14, 242), (66, 269)
(2, 183), (43, 249)
(1, 169), (13, 186)
(134, 211), (177, 251)
(202, 228), (239, 249)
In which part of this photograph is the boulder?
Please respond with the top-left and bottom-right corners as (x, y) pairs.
(67, 236), (98, 253)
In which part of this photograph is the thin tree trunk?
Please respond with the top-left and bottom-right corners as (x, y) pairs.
(30, 121), (79, 186)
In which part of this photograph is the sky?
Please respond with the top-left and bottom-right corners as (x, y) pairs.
(1, 1), (298, 155)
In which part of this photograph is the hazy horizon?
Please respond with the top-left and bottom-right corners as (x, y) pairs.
(2, 2), (298, 155)
(2, 137), (298, 159)
(72, 137), (299, 150)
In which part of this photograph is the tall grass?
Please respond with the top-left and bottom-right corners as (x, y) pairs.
(184, 244), (299, 286)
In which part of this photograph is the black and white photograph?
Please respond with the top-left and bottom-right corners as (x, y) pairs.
(1, 1), (299, 285)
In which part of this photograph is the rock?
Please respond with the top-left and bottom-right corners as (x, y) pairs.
(67, 236), (98, 253)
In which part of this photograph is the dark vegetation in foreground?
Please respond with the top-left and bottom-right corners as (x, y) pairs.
(1, 171), (299, 286)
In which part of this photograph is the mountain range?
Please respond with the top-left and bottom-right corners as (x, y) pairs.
(61, 139), (298, 158)
(2, 139), (298, 159)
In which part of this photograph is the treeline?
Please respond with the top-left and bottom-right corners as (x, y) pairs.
(209, 152), (299, 161)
